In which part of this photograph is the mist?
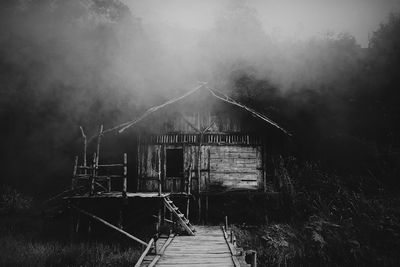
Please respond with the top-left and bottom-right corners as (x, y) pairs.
(1, 0), (400, 195)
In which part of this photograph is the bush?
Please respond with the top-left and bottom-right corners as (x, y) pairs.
(0, 185), (33, 215)
(235, 158), (400, 266)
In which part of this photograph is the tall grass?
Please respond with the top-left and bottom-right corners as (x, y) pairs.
(0, 187), (142, 267)
(0, 234), (141, 267)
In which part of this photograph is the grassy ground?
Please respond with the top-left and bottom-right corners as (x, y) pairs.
(0, 188), (142, 267)
(0, 213), (141, 267)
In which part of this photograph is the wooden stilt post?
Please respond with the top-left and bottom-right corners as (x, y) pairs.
(88, 220), (92, 238)
(118, 208), (123, 229)
(153, 234), (158, 255)
(162, 201), (166, 226)
(69, 203), (75, 241)
(75, 213), (80, 234)
(123, 153), (127, 197)
(205, 195), (209, 224)
(90, 153), (96, 195)
(158, 148), (162, 196)
(186, 163), (192, 219)
(186, 197), (190, 220)
(198, 196), (202, 224)
(157, 200), (162, 234)
(72, 156), (78, 190)
(169, 209), (174, 233)
(137, 135), (141, 192)
(197, 133), (202, 223)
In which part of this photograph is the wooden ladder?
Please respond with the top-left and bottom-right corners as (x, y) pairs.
(163, 196), (195, 236)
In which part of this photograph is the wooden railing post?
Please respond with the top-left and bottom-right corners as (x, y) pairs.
(225, 216), (228, 231)
(79, 126), (87, 175)
(247, 250), (257, 267)
(96, 125), (103, 167)
(90, 153), (96, 195)
(123, 153), (127, 197)
(72, 156), (78, 190)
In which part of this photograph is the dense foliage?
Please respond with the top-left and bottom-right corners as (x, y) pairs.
(235, 159), (400, 266)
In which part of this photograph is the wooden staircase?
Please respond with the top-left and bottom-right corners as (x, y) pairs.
(163, 196), (195, 236)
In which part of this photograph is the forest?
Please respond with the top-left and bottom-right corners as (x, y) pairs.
(0, 0), (399, 266)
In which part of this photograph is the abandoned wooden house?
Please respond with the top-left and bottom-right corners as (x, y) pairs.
(131, 85), (289, 195)
(48, 84), (290, 265)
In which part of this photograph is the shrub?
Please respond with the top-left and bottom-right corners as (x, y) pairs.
(0, 185), (33, 215)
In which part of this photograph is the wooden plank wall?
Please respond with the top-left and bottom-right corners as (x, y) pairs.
(138, 143), (263, 193)
(208, 146), (262, 190)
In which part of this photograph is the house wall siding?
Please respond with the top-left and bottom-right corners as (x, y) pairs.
(137, 141), (263, 193)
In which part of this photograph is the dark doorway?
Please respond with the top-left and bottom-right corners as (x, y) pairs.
(166, 148), (183, 177)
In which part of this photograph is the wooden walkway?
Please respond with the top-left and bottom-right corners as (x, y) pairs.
(140, 226), (243, 267)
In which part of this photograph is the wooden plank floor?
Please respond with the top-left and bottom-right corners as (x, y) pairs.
(66, 192), (171, 199)
(153, 226), (235, 267)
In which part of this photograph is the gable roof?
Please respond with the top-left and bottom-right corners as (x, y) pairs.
(98, 84), (290, 139)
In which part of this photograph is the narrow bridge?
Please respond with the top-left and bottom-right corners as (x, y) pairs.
(137, 225), (250, 267)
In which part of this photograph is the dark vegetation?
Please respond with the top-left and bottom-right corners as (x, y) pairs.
(0, 186), (141, 266)
(234, 159), (400, 266)
(1, 0), (400, 266)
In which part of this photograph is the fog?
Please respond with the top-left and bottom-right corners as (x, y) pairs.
(1, 0), (399, 195)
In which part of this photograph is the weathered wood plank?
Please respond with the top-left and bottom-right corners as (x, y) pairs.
(152, 225), (241, 266)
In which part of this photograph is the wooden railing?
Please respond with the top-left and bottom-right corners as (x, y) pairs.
(72, 153), (128, 196)
(222, 216), (256, 267)
(147, 133), (261, 145)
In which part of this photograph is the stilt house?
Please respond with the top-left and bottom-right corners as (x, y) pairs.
(122, 85), (290, 195)
(60, 84), (290, 246)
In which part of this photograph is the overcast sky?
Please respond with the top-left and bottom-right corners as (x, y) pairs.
(124, 0), (400, 47)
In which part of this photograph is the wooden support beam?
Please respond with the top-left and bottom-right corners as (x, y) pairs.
(123, 153), (127, 196)
(71, 205), (147, 246)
